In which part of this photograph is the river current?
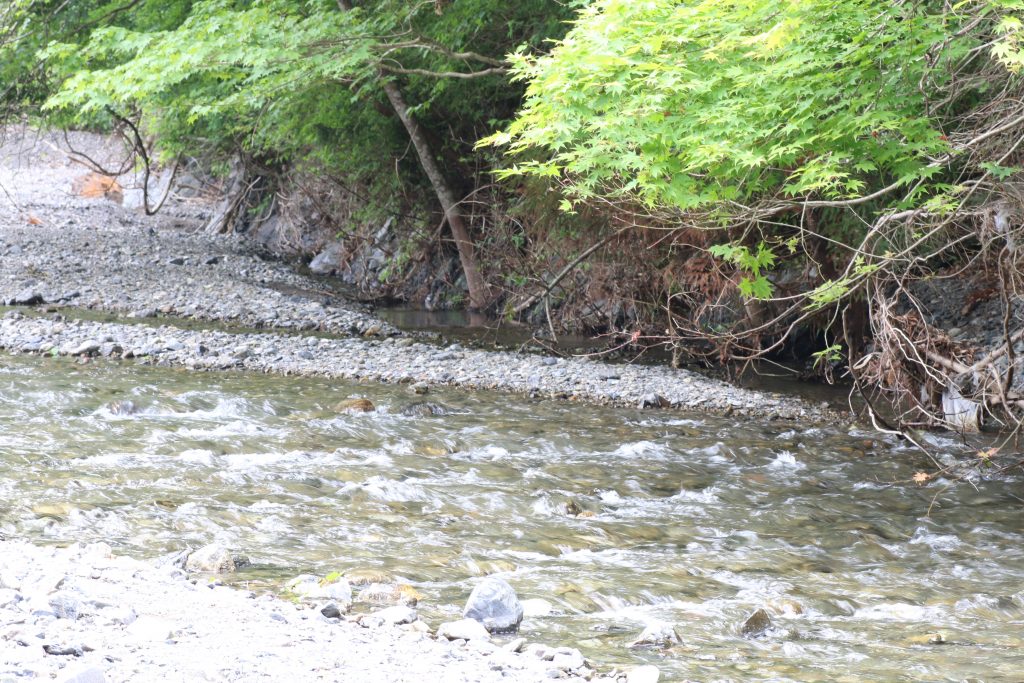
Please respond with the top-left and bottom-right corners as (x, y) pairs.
(1, 354), (1021, 681)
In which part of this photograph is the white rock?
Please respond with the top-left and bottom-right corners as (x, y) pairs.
(628, 621), (681, 648)
(549, 647), (586, 671)
(436, 618), (491, 642)
(463, 576), (523, 633)
(373, 605), (417, 625)
(504, 637), (526, 653)
(184, 543), (236, 573)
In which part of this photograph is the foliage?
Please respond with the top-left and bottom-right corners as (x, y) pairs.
(487, 0), (969, 207)
(39, 0), (575, 201)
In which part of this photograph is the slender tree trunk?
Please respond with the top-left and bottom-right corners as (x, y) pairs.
(336, 0), (491, 310)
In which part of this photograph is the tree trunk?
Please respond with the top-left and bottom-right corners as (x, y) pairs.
(336, 0), (491, 311)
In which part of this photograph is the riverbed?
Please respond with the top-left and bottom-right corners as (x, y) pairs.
(3, 353), (1022, 681)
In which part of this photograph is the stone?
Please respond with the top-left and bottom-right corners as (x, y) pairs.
(639, 393), (669, 409)
(106, 400), (139, 415)
(10, 287), (44, 306)
(436, 618), (491, 642)
(549, 647), (586, 671)
(319, 602), (345, 619)
(628, 622), (681, 648)
(626, 665), (661, 683)
(372, 605), (417, 625)
(401, 402), (448, 417)
(309, 242), (344, 275)
(463, 577), (524, 634)
(410, 381), (430, 395)
(69, 340), (101, 356)
(48, 592), (82, 620)
(741, 608), (772, 637)
(184, 543), (237, 573)
(504, 637), (527, 653)
(336, 398), (375, 413)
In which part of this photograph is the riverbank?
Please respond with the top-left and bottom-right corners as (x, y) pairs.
(0, 540), (610, 683)
(0, 127), (832, 422)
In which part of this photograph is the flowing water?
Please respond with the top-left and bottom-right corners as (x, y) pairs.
(1, 353), (1022, 681)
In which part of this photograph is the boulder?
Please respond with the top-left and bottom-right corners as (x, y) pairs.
(741, 608), (772, 637)
(309, 242), (345, 275)
(401, 402), (448, 417)
(463, 576), (524, 633)
(628, 622), (681, 648)
(184, 543), (239, 574)
(336, 398), (375, 413)
(9, 287), (44, 306)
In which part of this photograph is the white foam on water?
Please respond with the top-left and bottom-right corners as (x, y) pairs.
(908, 527), (962, 552)
(611, 441), (668, 458)
(671, 486), (721, 504)
(852, 602), (942, 621)
(769, 451), (805, 470)
(222, 450), (318, 470)
(178, 449), (216, 466)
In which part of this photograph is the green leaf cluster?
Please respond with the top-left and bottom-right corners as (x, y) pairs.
(488, 0), (974, 209)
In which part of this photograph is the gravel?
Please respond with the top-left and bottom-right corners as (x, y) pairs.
(0, 126), (831, 422)
(0, 126), (389, 337)
(0, 540), (600, 683)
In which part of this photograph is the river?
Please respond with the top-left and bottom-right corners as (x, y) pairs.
(1, 353), (1021, 681)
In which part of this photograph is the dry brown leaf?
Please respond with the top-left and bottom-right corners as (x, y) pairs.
(26, 215), (42, 225)
(912, 471), (930, 484)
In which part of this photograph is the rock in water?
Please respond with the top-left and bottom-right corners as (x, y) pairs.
(741, 608), (772, 637)
(184, 543), (237, 573)
(463, 577), (524, 633)
(628, 622), (681, 648)
(336, 398), (375, 413)
(107, 400), (139, 416)
(401, 402), (448, 417)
